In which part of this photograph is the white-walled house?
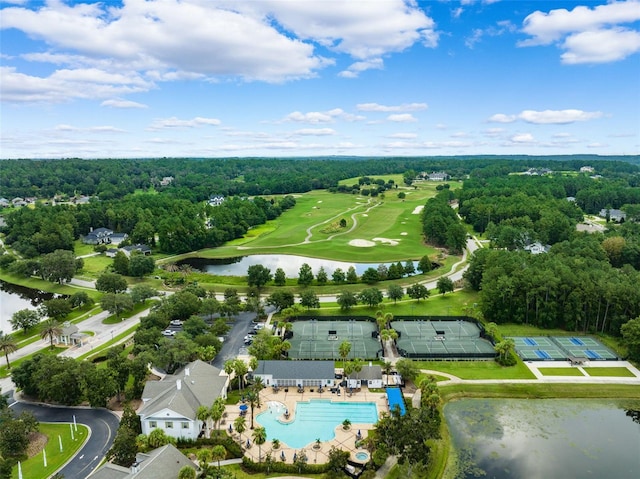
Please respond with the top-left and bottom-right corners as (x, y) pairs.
(138, 360), (228, 441)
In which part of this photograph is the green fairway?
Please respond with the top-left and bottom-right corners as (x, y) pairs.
(11, 423), (88, 479)
(187, 187), (445, 263)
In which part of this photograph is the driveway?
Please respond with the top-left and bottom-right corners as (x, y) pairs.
(10, 401), (120, 479)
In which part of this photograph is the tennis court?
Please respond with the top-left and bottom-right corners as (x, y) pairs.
(510, 336), (618, 361)
(510, 337), (567, 361)
(552, 336), (618, 360)
(392, 319), (496, 359)
(288, 319), (381, 360)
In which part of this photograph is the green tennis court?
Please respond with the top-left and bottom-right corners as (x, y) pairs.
(392, 320), (495, 359)
(288, 319), (381, 360)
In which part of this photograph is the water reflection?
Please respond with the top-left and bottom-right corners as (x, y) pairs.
(445, 399), (640, 479)
(177, 254), (419, 277)
(0, 280), (54, 334)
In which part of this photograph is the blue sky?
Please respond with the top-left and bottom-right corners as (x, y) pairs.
(1, 0), (639, 158)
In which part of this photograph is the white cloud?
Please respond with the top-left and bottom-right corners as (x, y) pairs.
(1, 0), (438, 101)
(292, 128), (336, 136)
(101, 99), (148, 109)
(489, 109), (602, 125)
(465, 20), (516, 48)
(483, 127), (505, 137)
(53, 124), (125, 134)
(488, 113), (516, 123)
(388, 132), (418, 139)
(587, 142), (607, 148)
(518, 109), (603, 124)
(283, 108), (364, 124)
(387, 113), (418, 122)
(561, 28), (640, 64)
(339, 58), (383, 78)
(0, 66), (151, 103)
(510, 133), (535, 143)
(357, 102), (427, 112)
(519, 1), (640, 63)
(148, 116), (222, 130)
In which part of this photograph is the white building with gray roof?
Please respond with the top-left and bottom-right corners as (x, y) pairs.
(252, 360), (335, 388)
(138, 360), (228, 440)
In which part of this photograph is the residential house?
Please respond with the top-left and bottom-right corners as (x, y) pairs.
(599, 208), (626, 222)
(138, 360), (228, 441)
(580, 166), (595, 173)
(160, 176), (174, 186)
(524, 242), (551, 255)
(83, 227), (114, 245)
(252, 360), (335, 388)
(88, 444), (197, 479)
(11, 197), (27, 207)
(426, 172), (450, 181)
(109, 232), (129, 245)
(121, 244), (152, 257)
(0, 198), (9, 208)
(208, 194), (225, 207)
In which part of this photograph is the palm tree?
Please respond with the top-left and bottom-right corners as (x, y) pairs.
(210, 396), (226, 431)
(382, 361), (393, 387)
(252, 427), (267, 462)
(196, 448), (212, 476)
(234, 415), (246, 443)
(247, 389), (259, 430)
(0, 333), (18, 369)
(196, 405), (211, 438)
(352, 357), (364, 384)
(40, 319), (62, 349)
(211, 445), (226, 474)
(338, 340), (351, 371)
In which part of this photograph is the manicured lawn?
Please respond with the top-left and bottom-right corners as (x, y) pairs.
(102, 300), (151, 325)
(538, 367), (585, 376)
(11, 423), (88, 479)
(583, 367), (636, 377)
(414, 360), (536, 380)
(78, 254), (114, 277)
(73, 240), (96, 256)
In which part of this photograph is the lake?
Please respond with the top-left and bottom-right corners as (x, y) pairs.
(0, 280), (54, 334)
(444, 398), (640, 479)
(177, 254), (420, 277)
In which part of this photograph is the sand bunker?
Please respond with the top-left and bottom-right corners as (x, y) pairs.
(412, 205), (424, 215)
(400, 232), (408, 236)
(349, 239), (376, 247)
(362, 214), (368, 217)
(317, 200), (323, 203)
(373, 237), (399, 246)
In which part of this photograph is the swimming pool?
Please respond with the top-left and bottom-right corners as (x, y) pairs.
(256, 399), (378, 449)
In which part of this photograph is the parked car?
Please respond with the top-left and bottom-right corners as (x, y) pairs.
(170, 320), (183, 326)
(162, 329), (176, 336)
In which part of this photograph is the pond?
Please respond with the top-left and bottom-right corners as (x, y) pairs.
(0, 280), (54, 334)
(444, 398), (640, 479)
(177, 254), (420, 277)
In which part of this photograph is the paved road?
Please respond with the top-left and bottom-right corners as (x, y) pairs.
(9, 401), (120, 479)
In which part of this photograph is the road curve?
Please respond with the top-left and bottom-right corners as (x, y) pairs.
(10, 401), (120, 479)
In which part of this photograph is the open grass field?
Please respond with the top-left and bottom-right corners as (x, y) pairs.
(583, 367), (636, 377)
(11, 423), (89, 479)
(186, 186), (444, 264)
(537, 367), (585, 376)
(414, 360), (536, 380)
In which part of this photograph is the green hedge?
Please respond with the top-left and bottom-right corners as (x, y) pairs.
(242, 456), (329, 474)
(177, 434), (243, 458)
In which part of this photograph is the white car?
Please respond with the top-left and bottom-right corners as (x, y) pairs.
(162, 329), (176, 336)
(170, 320), (183, 326)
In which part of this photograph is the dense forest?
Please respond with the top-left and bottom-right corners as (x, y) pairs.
(1, 156), (639, 337)
(1, 155), (637, 200)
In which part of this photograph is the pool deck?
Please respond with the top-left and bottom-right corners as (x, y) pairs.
(225, 387), (389, 465)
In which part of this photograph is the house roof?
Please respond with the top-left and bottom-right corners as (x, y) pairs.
(122, 244), (151, 253)
(358, 365), (382, 381)
(91, 227), (113, 235)
(61, 323), (79, 335)
(89, 444), (196, 479)
(253, 360), (334, 380)
(139, 360), (226, 421)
